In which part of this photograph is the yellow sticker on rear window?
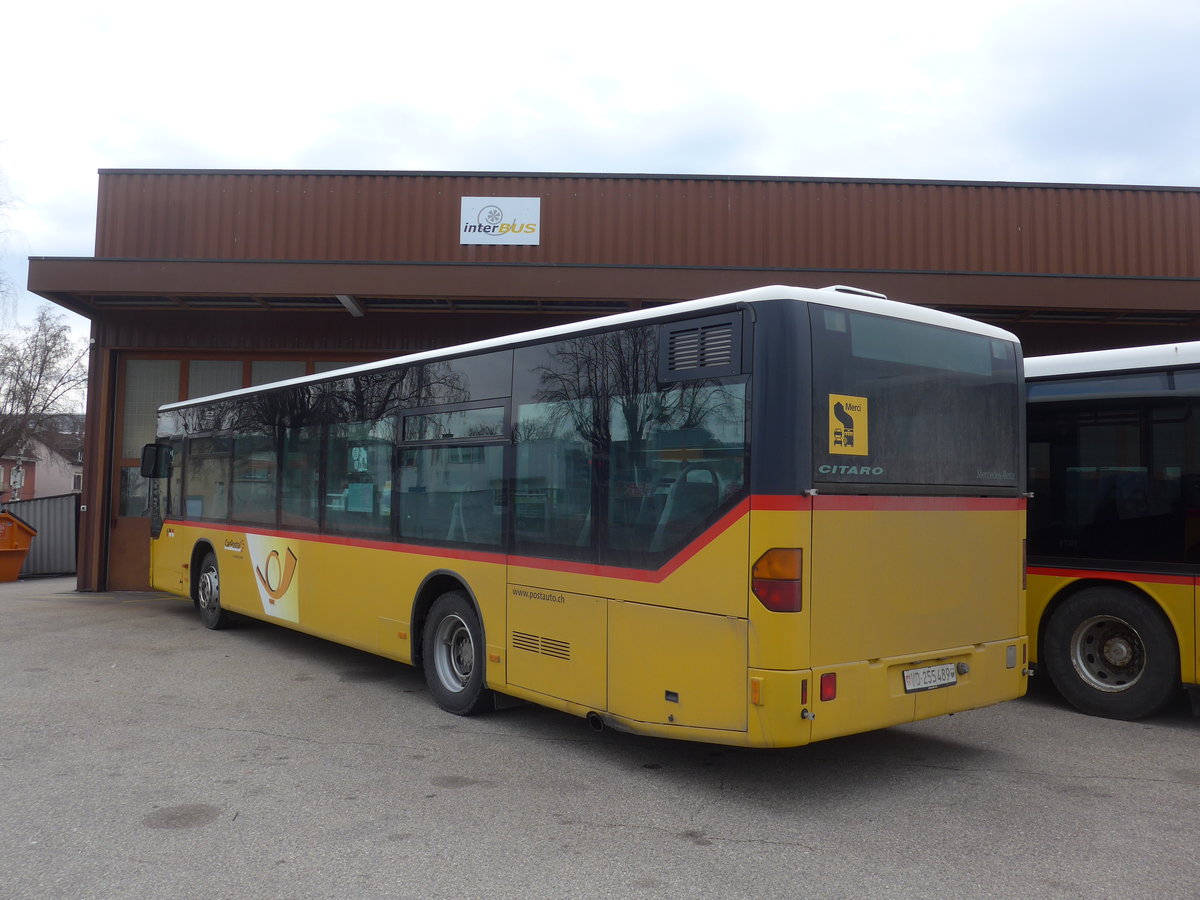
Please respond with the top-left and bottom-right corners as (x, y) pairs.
(828, 394), (868, 456)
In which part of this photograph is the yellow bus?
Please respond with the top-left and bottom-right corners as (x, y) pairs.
(1027, 342), (1200, 719)
(140, 285), (1028, 748)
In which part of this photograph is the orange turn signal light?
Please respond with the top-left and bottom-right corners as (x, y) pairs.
(751, 548), (803, 612)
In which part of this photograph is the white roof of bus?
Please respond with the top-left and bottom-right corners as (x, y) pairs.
(1025, 341), (1200, 380)
(160, 284), (1019, 412)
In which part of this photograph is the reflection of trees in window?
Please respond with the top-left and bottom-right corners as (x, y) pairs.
(608, 382), (746, 560)
(515, 325), (748, 565)
(325, 363), (469, 425)
(181, 400), (236, 436)
(528, 326), (741, 459)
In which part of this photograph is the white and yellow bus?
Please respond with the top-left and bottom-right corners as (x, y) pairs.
(1026, 341), (1200, 719)
(141, 285), (1028, 748)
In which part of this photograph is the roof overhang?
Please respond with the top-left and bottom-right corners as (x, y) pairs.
(26, 257), (1200, 326)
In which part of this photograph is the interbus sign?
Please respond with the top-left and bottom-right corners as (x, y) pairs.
(460, 197), (541, 245)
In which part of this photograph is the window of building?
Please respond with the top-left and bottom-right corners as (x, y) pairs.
(122, 360), (181, 458)
(188, 360), (242, 399)
(251, 360), (307, 386)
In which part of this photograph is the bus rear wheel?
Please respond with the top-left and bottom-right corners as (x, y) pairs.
(422, 591), (492, 716)
(1042, 586), (1178, 720)
(195, 551), (233, 630)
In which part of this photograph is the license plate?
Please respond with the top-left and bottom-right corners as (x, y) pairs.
(903, 663), (957, 693)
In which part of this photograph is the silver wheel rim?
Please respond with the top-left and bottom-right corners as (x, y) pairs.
(432, 614), (474, 694)
(1070, 614), (1144, 692)
(198, 567), (219, 612)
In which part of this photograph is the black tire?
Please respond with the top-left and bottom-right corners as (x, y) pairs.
(1042, 586), (1178, 720)
(422, 590), (492, 715)
(194, 551), (233, 630)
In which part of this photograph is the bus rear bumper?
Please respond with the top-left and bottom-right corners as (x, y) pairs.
(806, 637), (1029, 743)
(504, 638), (1029, 750)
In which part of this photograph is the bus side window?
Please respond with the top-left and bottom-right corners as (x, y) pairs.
(185, 436), (231, 522)
(324, 426), (394, 537)
(398, 445), (503, 547)
(606, 382), (747, 562)
(512, 399), (594, 560)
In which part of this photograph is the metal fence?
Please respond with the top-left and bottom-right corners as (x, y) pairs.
(3, 493), (79, 577)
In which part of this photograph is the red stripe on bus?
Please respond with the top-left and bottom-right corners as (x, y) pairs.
(164, 498), (753, 585)
(162, 492), (1017, 583)
(508, 498), (752, 583)
(1027, 566), (1195, 586)
(813, 496), (1026, 512)
(751, 495), (813, 511)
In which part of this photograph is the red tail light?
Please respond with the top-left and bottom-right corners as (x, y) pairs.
(751, 548), (803, 612)
(820, 673), (837, 702)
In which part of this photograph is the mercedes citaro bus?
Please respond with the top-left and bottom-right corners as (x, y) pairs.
(141, 285), (1028, 748)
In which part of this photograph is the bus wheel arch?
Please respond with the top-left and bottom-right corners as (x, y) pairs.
(411, 572), (493, 716)
(1041, 581), (1179, 720)
(189, 540), (217, 603)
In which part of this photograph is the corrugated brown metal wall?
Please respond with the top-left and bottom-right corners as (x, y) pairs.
(95, 171), (1200, 279)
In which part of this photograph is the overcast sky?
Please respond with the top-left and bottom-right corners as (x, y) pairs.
(3, 0), (1198, 337)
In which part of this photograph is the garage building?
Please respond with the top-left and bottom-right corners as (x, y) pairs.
(26, 169), (1200, 589)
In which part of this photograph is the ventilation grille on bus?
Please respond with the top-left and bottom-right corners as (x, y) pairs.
(668, 322), (734, 371)
(658, 312), (742, 383)
(511, 631), (571, 661)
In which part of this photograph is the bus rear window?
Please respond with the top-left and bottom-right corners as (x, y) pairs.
(811, 305), (1020, 492)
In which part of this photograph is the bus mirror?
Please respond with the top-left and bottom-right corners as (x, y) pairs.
(140, 443), (172, 479)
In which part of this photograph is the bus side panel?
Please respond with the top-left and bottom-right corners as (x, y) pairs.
(747, 505), (811, 671)
(604, 514), (751, 618)
(810, 503), (1025, 666)
(1027, 570), (1198, 686)
(608, 600), (748, 731)
(149, 525), (190, 597)
(151, 524), (512, 665)
(506, 585), (607, 710)
(505, 514), (749, 620)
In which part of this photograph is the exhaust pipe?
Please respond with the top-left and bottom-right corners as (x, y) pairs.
(586, 712), (605, 733)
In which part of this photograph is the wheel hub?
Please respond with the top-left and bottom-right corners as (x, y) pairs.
(1070, 614), (1143, 692)
(1102, 635), (1134, 668)
(433, 614), (473, 692)
(198, 571), (218, 610)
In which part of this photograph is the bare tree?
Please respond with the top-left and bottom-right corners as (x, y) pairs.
(0, 178), (13, 317)
(0, 306), (88, 459)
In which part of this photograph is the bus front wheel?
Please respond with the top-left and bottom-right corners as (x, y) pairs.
(422, 591), (492, 716)
(195, 551), (233, 630)
(1043, 586), (1178, 720)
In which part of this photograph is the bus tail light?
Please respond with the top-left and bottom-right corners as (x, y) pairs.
(751, 548), (803, 612)
(820, 673), (837, 702)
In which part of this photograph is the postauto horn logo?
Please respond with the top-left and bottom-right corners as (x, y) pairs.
(246, 534), (300, 623)
(460, 197), (541, 246)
